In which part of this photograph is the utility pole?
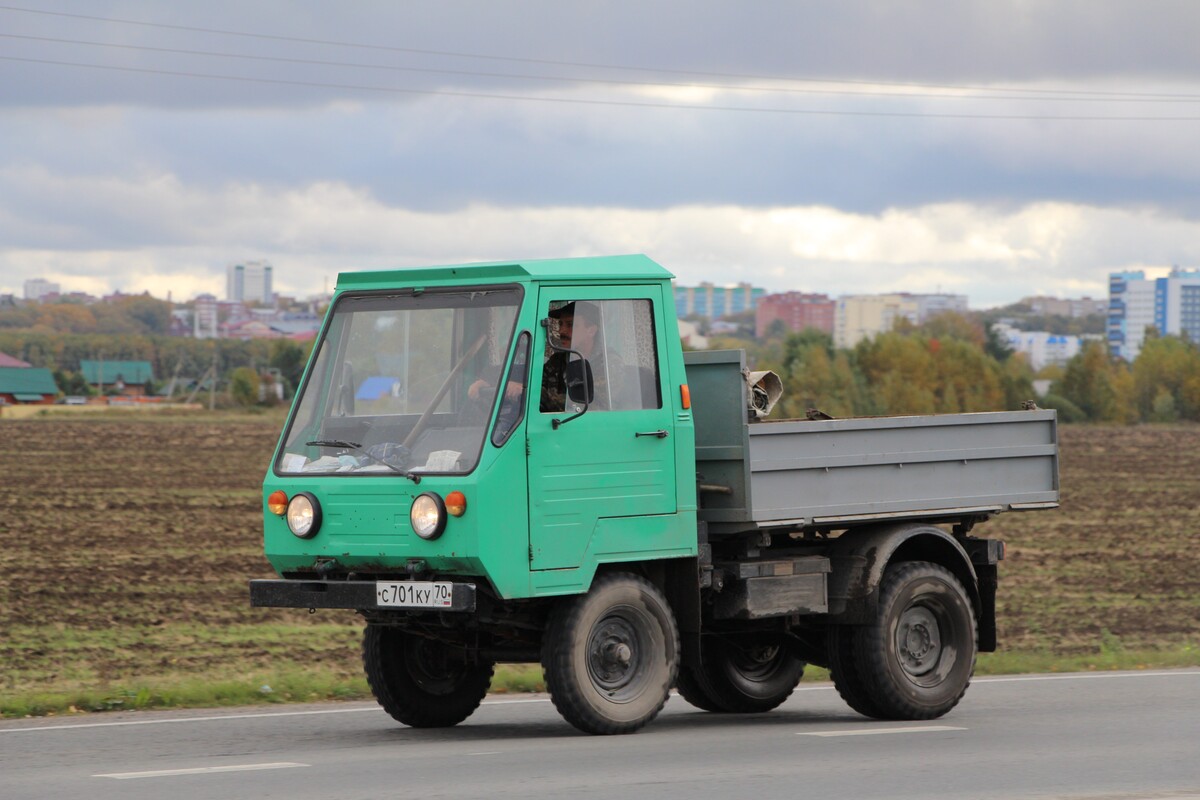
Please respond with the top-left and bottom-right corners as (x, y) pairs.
(209, 344), (218, 411)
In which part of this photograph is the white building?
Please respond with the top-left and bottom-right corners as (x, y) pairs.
(994, 324), (1081, 371)
(24, 278), (60, 301)
(1108, 267), (1200, 361)
(226, 260), (274, 306)
(193, 294), (220, 339)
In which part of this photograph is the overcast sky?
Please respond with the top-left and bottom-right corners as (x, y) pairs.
(4, 1), (1200, 307)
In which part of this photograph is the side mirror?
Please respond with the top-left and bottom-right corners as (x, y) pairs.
(565, 357), (594, 405)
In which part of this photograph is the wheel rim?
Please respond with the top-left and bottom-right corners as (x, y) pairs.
(404, 638), (469, 695)
(586, 607), (651, 703)
(728, 643), (785, 684)
(895, 602), (949, 684)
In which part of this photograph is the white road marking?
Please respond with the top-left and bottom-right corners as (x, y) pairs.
(973, 671), (1200, 684)
(3, 671), (1195, 735)
(798, 726), (966, 737)
(95, 762), (309, 780)
(468, 751), (502, 756)
(0, 697), (551, 733)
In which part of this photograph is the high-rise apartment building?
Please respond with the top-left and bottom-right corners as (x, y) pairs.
(226, 260), (274, 305)
(23, 278), (60, 301)
(1108, 267), (1200, 361)
(755, 292), (835, 338)
(674, 282), (765, 320)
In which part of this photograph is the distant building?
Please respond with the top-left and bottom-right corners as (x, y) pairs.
(0, 365), (57, 405)
(674, 282), (765, 320)
(226, 260), (274, 306)
(193, 294), (220, 339)
(1020, 295), (1108, 318)
(994, 324), (1082, 371)
(755, 292), (834, 338)
(24, 278), (60, 301)
(677, 319), (709, 350)
(80, 360), (155, 397)
(0, 352), (32, 368)
(834, 293), (969, 349)
(1108, 267), (1200, 361)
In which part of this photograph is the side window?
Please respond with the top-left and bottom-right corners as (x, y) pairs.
(540, 299), (661, 413)
(491, 332), (530, 446)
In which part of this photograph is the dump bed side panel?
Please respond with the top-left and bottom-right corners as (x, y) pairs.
(685, 350), (1059, 530)
(744, 412), (1058, 523)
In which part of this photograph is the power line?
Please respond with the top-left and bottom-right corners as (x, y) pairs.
(6, 55), (1200, 121)
(6, 32), (1200, 105)
(0, 3), (1192, 102)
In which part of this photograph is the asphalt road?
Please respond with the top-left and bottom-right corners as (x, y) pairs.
(2, 670), (1198, 800)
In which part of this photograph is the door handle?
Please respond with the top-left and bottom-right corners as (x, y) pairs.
(635, 430), (669, 439)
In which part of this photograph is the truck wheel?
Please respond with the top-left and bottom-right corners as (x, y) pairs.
(541, 572), (679, 735)
(675, 666), (726, 712)
(682, 637), (805, 713)
(827, 623), (885, 719)
(850, 561), (977, 720)
(362, 625), (494, 728)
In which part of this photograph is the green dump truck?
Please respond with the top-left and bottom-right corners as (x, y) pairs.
(250, 255), (1059, 735)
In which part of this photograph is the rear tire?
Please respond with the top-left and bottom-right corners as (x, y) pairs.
(834, 561), (977, 720)
(680, 636), (805, 713)
(363, 625), (494, 728)
(542, 573), (678, 735)
(675, 666), (726, 713)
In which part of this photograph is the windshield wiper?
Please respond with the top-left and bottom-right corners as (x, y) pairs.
(305, 440), (421, 483)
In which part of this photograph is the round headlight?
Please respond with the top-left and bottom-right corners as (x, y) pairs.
(286, 492), (321, 538)
(410, 492), (446, 540)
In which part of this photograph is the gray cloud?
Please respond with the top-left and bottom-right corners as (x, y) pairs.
(3, 1), (1200, 303)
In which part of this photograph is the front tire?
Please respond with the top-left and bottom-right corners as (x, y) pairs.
(838, 561), (977, 720)
(363, 625), (494, 728)
(542, 573), (679, 735)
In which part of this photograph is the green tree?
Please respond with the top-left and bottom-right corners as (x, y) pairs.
(229, 367), (261, 408)
(1056, 341), (1134, 422)
(269, 339), (309, 394)
(1132, 335), (1200, 421)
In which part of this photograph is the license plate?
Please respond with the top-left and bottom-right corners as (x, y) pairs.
(375, 581), (454, 609)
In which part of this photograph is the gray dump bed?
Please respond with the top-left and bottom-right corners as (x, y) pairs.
(685, 351), (1059, 534)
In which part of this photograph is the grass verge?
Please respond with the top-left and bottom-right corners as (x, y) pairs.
(3, 646), (1195, 720)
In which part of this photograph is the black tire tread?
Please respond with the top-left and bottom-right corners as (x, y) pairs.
(675, 664), (730, 713)
(827, 623), (886, 719)
(363, 625), (494, 728)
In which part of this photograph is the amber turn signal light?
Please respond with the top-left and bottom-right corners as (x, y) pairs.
(680, 384), (691, 410)
(267, 490), (289, 516)
(445, 490), (467, 517)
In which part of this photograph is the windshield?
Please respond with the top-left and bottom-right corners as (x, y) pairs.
(276, 285), (523, 477)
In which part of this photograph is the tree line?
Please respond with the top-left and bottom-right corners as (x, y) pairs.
(717, 315), (1200, 424)
(0, 330), (311, 405)
(4, 311), (1198, 422)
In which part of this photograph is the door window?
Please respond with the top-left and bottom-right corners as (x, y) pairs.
(540, 299), (661, 413)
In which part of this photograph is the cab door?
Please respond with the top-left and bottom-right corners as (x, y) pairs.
(526, 286), (676, 570)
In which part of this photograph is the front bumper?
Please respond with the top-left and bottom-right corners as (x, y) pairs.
(249, 579), (477, 612)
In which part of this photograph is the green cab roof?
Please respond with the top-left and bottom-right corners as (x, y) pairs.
(334, 254), (673, 292)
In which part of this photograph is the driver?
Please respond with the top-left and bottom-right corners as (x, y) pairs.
(540, 301), (601, 412)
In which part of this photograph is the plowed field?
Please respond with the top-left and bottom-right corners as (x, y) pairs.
(1, 417), (1197, 706)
